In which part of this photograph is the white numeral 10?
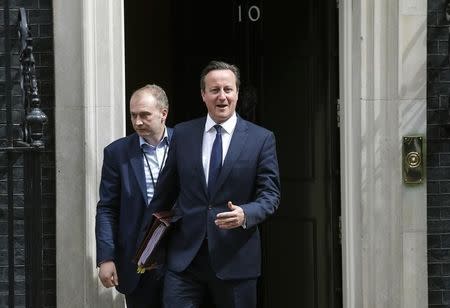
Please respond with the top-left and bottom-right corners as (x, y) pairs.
(238, 5), (261, 22)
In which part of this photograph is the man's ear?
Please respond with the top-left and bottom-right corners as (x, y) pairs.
(161, 108), (168, 122)
(201, 90), (206, 102)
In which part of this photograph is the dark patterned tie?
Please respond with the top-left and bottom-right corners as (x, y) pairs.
(208, 125), (222, 197)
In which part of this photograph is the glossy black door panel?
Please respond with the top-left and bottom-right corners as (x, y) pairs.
(125, 1), (341, 307)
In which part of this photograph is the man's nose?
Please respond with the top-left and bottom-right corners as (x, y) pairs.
(135, 116), (143, 125)
(218, 89), (226, 99)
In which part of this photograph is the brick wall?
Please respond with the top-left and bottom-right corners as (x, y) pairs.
(428, 0), (450, 306)
(0, 0), (55, 307)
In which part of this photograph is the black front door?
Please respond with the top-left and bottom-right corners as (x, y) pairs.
(125, 1), (341, 307)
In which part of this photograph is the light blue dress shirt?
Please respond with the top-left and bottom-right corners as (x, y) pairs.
(139, 129), (169, 205)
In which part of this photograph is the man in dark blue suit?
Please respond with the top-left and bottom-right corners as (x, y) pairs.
(149, 61), (281, 308)
(96, 84), (173, 307)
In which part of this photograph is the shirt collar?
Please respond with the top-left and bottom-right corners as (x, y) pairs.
(139, 127), (169, 149)
(205, 112), (237, 135)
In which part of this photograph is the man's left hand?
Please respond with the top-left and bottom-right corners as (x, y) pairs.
(215, 201), (245, 229)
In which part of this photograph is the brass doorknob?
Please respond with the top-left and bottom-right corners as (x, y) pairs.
(405, 151), (421, 168)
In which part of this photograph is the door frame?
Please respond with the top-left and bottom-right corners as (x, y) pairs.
(338, 0), (428, 306)
(338, 0), (363, 307)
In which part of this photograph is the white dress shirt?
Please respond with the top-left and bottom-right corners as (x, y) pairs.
(202, 113), (237, 185)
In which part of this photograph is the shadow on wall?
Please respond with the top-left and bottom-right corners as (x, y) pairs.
(400, 17), (427, 99)
(88, 256), (126, 307)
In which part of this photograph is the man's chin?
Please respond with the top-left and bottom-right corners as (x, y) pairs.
(211, 111), (232, 123)
(135, 131), (148, 138)
(215, 115), (231, 124)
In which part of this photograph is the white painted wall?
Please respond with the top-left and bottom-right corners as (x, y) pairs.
(340, 0), (427, 307)
(54, 0), (126, 306)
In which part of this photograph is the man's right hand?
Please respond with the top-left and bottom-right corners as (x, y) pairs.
(98, 261), (119, 288)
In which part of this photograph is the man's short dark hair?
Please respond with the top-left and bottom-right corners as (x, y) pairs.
(200, 61), (240, 91)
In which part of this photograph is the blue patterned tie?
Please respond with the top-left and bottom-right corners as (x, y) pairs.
(208, 125), (222, 197)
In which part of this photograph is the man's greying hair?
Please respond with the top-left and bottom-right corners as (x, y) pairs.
(130, 84), (169, 110)
(200, 61), (240, 91)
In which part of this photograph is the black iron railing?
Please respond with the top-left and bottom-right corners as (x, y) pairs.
(1, 6), (48, 307)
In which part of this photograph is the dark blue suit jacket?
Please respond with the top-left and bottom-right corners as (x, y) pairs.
(95, 129), (173, 294)
(149, 116), (280, 280)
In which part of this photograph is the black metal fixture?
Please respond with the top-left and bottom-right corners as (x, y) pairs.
(17, 9), (46, 307)
(18, 7), (48, 148)
(0, 7), (48, 307)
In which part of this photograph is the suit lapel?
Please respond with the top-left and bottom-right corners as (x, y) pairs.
(129, 134), (148, 205)
(193, 118), (209, 197)
(210, 117), (248, 198)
